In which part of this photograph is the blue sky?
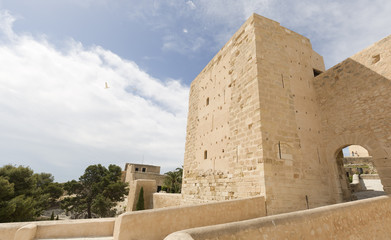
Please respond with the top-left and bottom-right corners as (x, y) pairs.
(0, 0), (390, 182)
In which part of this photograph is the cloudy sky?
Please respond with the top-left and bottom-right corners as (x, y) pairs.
(0, 0), (390, 182)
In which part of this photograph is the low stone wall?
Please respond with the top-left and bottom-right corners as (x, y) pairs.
(153, 193), (182, 209)
(0, 222), (27, 240)
(0, 218), (115, 240)
(165, 195), (391, 240)
(114, 196), (265, 240)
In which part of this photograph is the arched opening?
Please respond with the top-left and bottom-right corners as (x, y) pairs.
(336, 145), (385, 201)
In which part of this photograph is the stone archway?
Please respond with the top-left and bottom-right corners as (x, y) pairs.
(325, 133), (390, 203)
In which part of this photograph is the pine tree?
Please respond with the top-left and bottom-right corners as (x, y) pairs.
(61, 164), (128, 218)
(136, 187), (144, 211)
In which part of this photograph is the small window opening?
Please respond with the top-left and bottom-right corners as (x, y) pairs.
(204, 150), (208, 159)
(135, 167), (139, 171)
(142, 168), (146, 172)
(313, 69), (323, 77)
(206, 97), (209, 106)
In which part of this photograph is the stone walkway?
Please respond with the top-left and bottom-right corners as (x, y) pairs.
(352, 190), (387, 200)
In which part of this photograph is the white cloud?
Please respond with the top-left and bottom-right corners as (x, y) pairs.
(0, 10), (17, 40)
(124, 0), (391, 68)
(183, 28), (188, 33)
(189, 0), (391, 68)
(272, 0), (391, 68)
(186, 1), (196, 10)
(162, 34), (205, 54)
(0, 10), (189, 181)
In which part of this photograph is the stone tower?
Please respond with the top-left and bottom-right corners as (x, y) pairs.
(182, 13), (391, 215)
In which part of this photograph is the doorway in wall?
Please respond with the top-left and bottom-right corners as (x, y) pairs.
(337, 145), (385, 200)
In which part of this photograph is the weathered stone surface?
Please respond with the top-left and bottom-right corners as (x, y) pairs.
(182, 13), (391, 215)
(166, 196), (391, 240)
(153, 193), (182, 209)
(115, 196), (265, 240)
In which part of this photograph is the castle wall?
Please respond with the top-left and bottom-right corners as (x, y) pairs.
(182, 14), (265, 204)
(182, 14), (338, 214)
(252, 15), (336, 214)
(182, 14), (391, 215)
(313, 35), (391, 195)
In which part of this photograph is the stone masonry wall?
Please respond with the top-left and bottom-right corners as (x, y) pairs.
(253, 14), (334, 214)
(314, 35), (391, 196)
(182, 14), (391, 215)
(182, 14), (265, 204)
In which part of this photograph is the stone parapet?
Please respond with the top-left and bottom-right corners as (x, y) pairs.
(166, 195), (391, 240)
(0, 218), (115, 240)
(114, 196), (265, 240)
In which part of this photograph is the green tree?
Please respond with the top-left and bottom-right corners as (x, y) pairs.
(0, 165), (61, 222)
(34, 172), (54, 189)
(61, 164), (128, 218)
(163, 167), (183, 193)
(44, 182), (64, 204)
(136, 187), (144, 211)
(0, 176), (15, 222)
(0, 165), (36, 196)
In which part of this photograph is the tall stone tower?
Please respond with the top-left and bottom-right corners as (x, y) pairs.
(182, 13), (391, 215)
(182, 14), (330, 215)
